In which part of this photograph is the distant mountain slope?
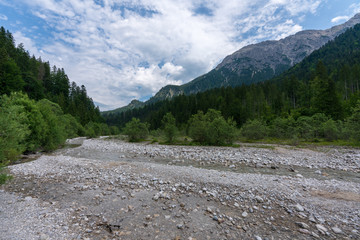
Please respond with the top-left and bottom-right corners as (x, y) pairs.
(105, 13), (360, 114)
(151, 13), (360, 100)
(104, 22), (360, 128)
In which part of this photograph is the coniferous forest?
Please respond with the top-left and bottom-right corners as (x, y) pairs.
(104, 24), (360, 144)
(0, 26), (114, 166)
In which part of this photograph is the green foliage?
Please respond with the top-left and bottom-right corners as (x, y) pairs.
(36, 99), (66, 151)
(161, 112), (178, 143)
(123, 118), (149, 142)
(322, 119), (340, 141)
(0, 162), (12, 185)
(188, 109), (237, 145)
(269, 117), (296, 139)
(344, 101), (360, 142)
(1, 92), (46, 152)
(0, 95), (30, 162)
(241, 119), (268, 140)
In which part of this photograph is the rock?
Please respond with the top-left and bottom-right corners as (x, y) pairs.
(212, 215), (218, 221)
(295, 203), (304, 212)
(316, 224), (328, 235)
(242, 211), (248, 217)
(331, 227), (342, 234)
(296, 222), (309, 229)
(255, 196), (264, 203)
(177, 224), (184, 229)
(298, 228), (311, 234)
(25, 196), (33, 201)
(254, 236), (262, 240)
(234, 202), (240, 207)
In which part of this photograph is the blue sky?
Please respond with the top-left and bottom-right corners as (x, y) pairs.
(0, 0), (360, 110)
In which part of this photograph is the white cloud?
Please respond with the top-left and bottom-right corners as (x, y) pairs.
(12, 0), (324, 110)
(330, 3), (360, 25)
(331, 15), (350, 23)
(0, 14), (7, 20)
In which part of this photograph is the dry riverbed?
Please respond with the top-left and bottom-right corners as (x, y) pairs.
(1, 137), (360, 240)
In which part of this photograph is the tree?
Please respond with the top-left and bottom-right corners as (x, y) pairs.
(240, 119), (268, 140)
(0, 95), (30, 162)
(162, 112), (178, 143)
(188, 109), (237, 145)
(123, 118), (149, 142)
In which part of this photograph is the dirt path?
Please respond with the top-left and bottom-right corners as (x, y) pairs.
(1, 138), (359, 239)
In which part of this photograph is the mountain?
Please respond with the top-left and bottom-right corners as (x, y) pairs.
(104, 23), (360, 128)
(102, 99), (144, 115)
(105, 13), (360, 114)
(151, 13), (360, 99)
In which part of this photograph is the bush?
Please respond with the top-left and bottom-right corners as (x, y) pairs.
(344, 101), (360, 142)
(162, 113), (178, 143)
(188, 109), (237, 145)
(123, 118), (149, 142)
(322, 119), (340, 141)
(295, 116), (314, 140)
(0, 96), (30, 162)
(269, 117), (296, 139)
(37, 99), (67, 151)
(241, 119), (268, 140)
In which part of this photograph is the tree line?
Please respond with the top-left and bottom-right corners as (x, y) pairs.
(0, 26), (116, 171)
(104, 24), (360, 144)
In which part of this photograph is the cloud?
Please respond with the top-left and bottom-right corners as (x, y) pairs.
(0, 14), (7, 20)
(331, 16), (350, 23)
(331, 3), (360, 25)
(10, 0), (324, 110)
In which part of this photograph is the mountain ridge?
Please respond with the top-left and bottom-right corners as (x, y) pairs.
(105, 13), (360, 114)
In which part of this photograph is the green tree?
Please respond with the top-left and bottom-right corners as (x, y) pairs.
(162, 112), (178, 143)
(240, 119), (268, 140)
(36, 99), (67, 151)
(0, 95), (30, 162)
(123, 118), (149, 142)
(188, 109), (237, 145)
(344, 101), (360, 142)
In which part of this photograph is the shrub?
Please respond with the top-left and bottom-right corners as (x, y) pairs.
(123, 118), (149, 142)
(241, 119), (268, 140)
(162, 113), (178, 143)
(322, 119), (340, 141)
(188, 109), (237, 145)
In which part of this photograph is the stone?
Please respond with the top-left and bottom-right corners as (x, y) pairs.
(255, 196), (264, 203)
(234, 202), (240, 207)
(242, 211), (248, 217)
(298, 228), (311, 235)
(296, 222), (309, 229)
(331, 227), (342, 234)
(295, 203), (304, 212)
(254, 236), (262, 240)
(316, 224), (328, 235)
(25, 196), (33, 201)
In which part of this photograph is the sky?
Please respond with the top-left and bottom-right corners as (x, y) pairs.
(0, 0), (360, 111)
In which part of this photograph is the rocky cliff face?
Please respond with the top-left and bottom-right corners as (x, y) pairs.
(217, 13), (360, 78)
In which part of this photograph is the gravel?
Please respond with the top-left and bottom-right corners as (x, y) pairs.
(1, 137), (359, 239)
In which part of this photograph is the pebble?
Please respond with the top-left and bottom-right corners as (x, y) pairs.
(331, 227), (342, 234)
(254, 236), (262, 240)
(316, 224), (328, 235)
(296, 222), (309, 229)
(295, 203), (304, 212)
(242, 211), (248, 217)
(255, 196), (264, 203)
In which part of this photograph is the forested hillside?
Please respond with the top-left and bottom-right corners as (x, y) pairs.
(0, 27), (113, 167)
(104, 24), (360, 143)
